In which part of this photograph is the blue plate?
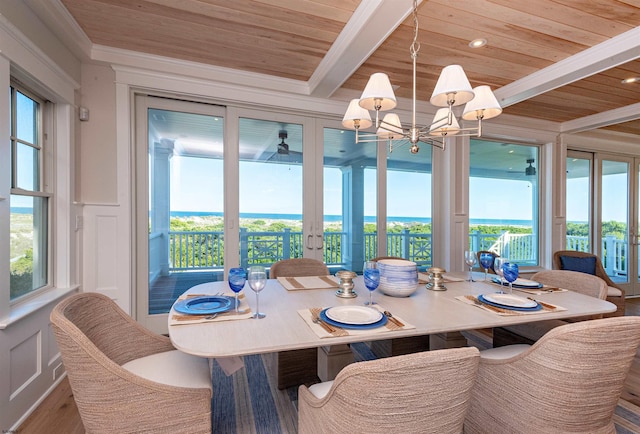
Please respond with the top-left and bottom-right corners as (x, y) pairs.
(320, 308), (388, 329)
(174, 296), (234, 315)
(491, 277), (543, 289)
(478, 294), (542, 311)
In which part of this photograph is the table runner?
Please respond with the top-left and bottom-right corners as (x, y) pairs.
(277, 275), (339, 291)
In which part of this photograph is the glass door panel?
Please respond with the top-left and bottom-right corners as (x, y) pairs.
(322, 127), (375, 272)
(566, 153), (592, 251)
(238, 118), (303, 271)
(601, 159), (629, 284)
(386, 144), (432, 270)
(136, 96), (226, 332)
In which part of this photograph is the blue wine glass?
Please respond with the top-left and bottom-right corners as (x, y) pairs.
(363, 261), (380, 306)
(228, 267), (246, 313)
(502, 262), (519, 294)
(479, 253), (493, 281)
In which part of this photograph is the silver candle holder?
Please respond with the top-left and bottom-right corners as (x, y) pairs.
(335, 270), (358, 298)
(425, 267), (447, 291)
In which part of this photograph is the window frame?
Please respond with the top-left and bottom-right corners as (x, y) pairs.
(9, 81), (52, 303)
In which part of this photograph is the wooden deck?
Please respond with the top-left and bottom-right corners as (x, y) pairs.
(148, 271), (223, 314)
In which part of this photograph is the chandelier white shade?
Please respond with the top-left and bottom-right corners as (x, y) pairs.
(359, 72), (398, 111)
(341, 0), (501, 152)
(376, 113), (403, 139)
(462, 85), (502, 121)
(429, 108), (460, 136)
(342, 99), (373, 130)
(430, 65), (475, 107)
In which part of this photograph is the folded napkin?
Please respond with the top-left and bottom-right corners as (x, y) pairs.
(456, 295), (567, 316)
(170, 292), (253, 325)
(418, 273), (465, 283)
(299, 305), (415, 339)
(278, 275), (339, 291)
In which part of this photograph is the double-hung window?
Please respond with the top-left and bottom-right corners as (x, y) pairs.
(9, 83), (49, 300)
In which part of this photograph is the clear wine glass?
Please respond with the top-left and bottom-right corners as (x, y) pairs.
(363, 261), (380, 306)
(464, 250), (477, 282)
(479, 253), (493, 281)
(494, 257), (508, 293)
(502, 262), (519, 294)
(228, 267), (246, 313)
(247, 265), (267, 319)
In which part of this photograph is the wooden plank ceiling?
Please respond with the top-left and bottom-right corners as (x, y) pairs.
(56, 0), (640, 136)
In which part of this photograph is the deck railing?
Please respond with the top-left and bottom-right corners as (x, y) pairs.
(160, 229), (627, 278)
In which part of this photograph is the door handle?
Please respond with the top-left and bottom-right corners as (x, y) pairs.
(306, 234), (313, 249)
(315, 234), (323, 249)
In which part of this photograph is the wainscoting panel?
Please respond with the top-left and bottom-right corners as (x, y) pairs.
(9, 331), (41, 400)
(82, 204), (131, 313)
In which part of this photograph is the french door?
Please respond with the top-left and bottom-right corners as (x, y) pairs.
(566, 151), (640, 297)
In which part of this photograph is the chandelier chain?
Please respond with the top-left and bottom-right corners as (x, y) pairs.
(410, 0), (420, 59)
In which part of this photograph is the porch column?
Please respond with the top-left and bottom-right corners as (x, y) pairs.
(153, 138), (174, 276)
(341, 164), (365, 272)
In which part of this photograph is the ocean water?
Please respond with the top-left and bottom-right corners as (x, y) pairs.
(10, 207), (540, 226)
(169, 211), (535, 226)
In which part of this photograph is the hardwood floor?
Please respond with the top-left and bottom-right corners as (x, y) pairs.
(18, 298), (640, 433)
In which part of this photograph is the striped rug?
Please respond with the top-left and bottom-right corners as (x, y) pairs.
(210, 341), (640, 433)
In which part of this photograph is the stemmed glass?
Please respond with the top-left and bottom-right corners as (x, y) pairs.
(247, 265), (267, 319)
(464, 250), (477, 282)
(502, 262), (519, 294)
(228, 267), (246, 313)
(363, 261), (380, 306)
(494, 257), (508, 293)
(479, 253), (493, 281)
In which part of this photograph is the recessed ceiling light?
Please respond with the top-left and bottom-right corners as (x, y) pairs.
(469, 38), (487, 48)
(508, 150), (514, 154)
(622, 77), (640, 84)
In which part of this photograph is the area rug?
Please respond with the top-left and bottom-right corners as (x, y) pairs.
(210, 341), (640, 433)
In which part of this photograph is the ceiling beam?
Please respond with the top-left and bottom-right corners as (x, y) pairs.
(308, 0), (420, 99)
(561, 102), (640, 134)
(494, 26), (640, 108)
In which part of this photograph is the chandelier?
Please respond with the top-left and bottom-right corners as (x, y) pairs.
(341, 0), (502, 152)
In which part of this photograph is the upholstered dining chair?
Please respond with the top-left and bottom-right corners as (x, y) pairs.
(270, 258), (330, 389)
(553, 250), (625, 317)
(298, 347), (480, 434)
(465, 316), (640, 434)
(492, 269), (608, 346)
(50, 292), (212, 434)
(476, 250), (499, 274)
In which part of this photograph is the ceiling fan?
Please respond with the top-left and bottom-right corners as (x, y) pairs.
(268, 130), (302, 163)
(507, 158), (536, 176)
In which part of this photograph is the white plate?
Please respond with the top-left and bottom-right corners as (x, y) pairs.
(481, 293), (538, 308)
(325, 306), (383, 325)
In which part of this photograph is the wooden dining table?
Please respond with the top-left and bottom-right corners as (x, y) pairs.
(168, 272), (617, 358)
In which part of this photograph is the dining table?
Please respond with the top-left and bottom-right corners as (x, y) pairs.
(168, 271), (617, 358)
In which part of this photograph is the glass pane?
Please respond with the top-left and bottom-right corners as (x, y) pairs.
(147, 109), (224, 314)
(15, 90), (38, 143)
(386, 144), (432, 270)
(566, 156), (591, 251)
(323, 127), (376, 272)
(10, 195), (48, 299)
(601, 160), (628, 284)
(469, 140), (538, 266)
(15, 142), (39, 190)
(239, 119), (303, 268)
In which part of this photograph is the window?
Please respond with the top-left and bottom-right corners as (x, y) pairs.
(469, 139), (539, 266)
(9, 84), (49, 300)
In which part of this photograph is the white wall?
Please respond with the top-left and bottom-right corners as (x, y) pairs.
(0, 1), (80, 430)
